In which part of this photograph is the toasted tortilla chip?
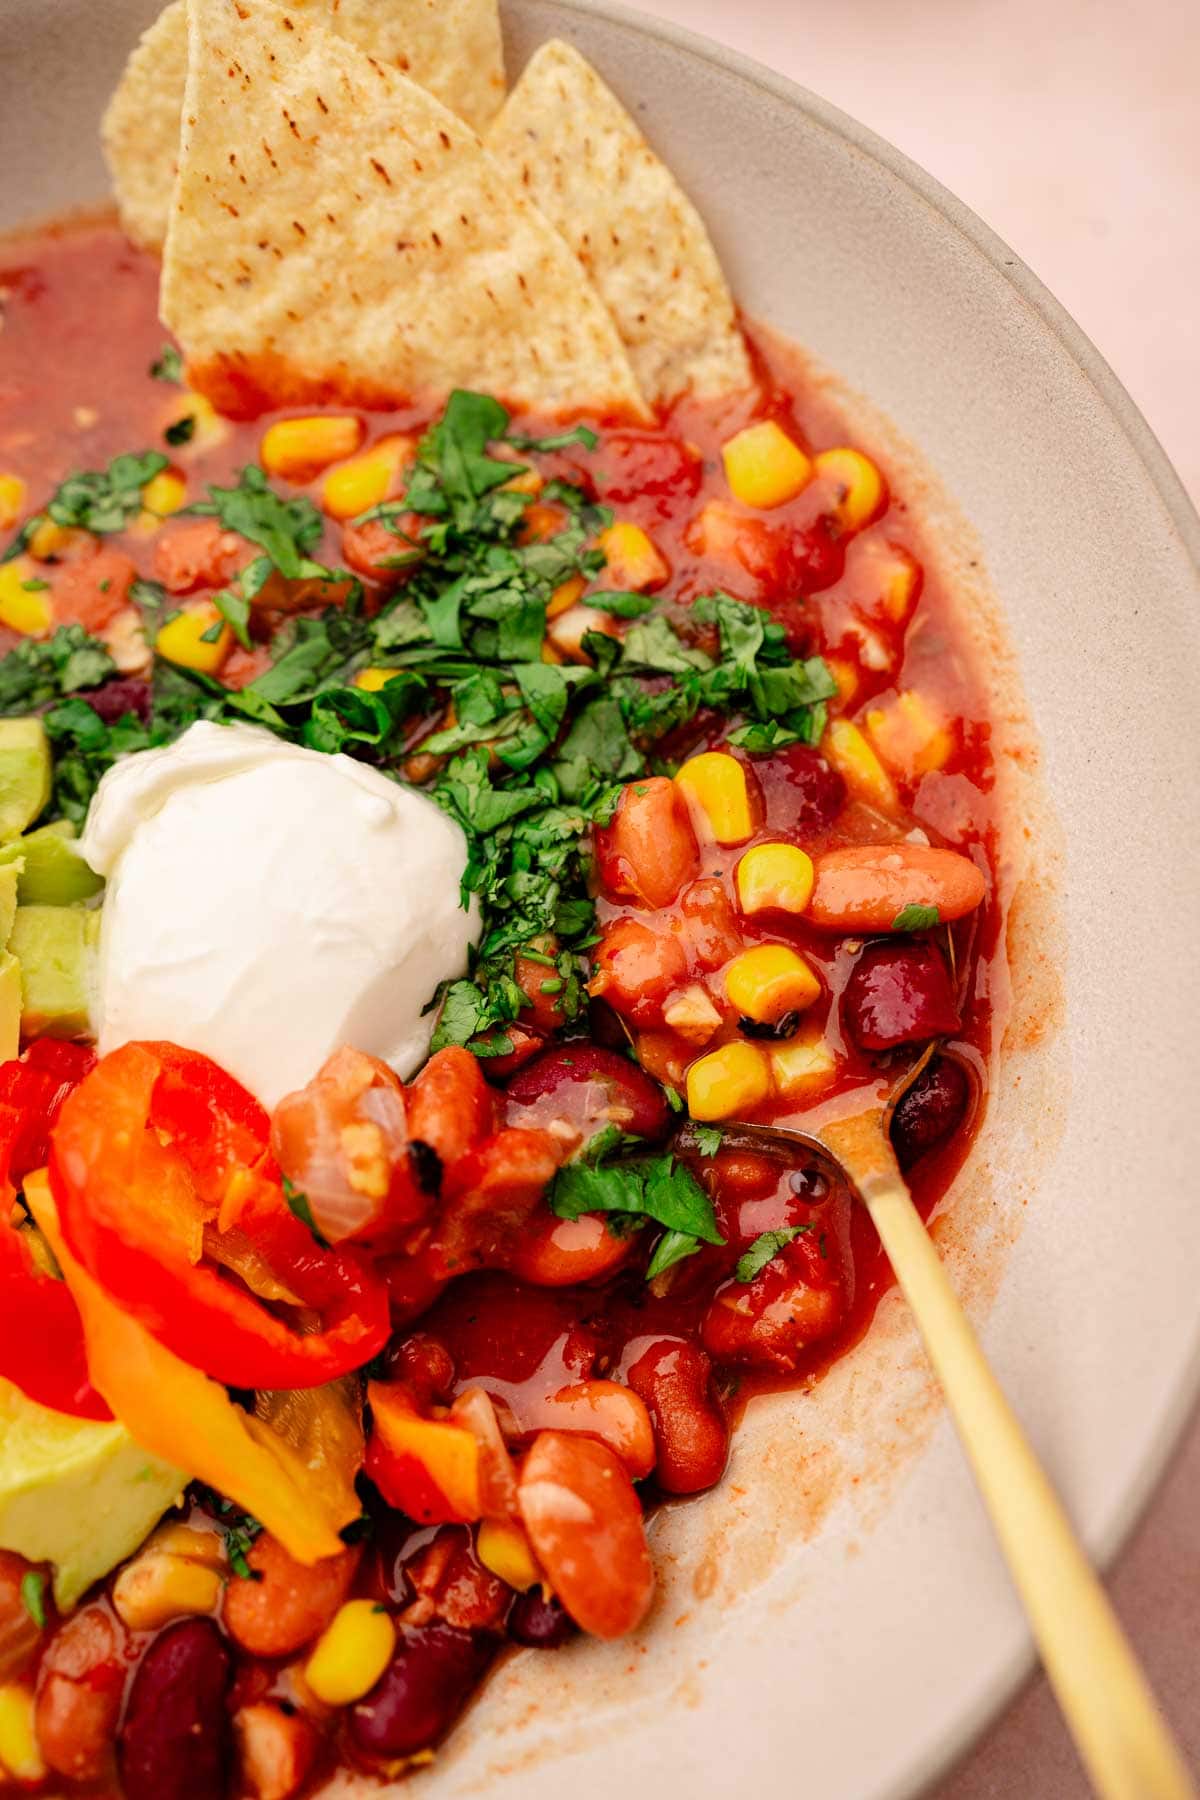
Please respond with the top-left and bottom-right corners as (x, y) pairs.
(103, 0), (506, 251)
(487, 41), (754, 406)
(160, 0), (649, 421)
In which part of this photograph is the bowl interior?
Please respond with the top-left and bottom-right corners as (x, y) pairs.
(2, 3), (1200, 1796)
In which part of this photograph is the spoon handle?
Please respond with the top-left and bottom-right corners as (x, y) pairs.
(857, 1158), (1193, 1799)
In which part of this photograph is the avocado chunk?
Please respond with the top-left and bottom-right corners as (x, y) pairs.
(0, 821), (105, 905)
(0, 1376), (185, 1609)
(0, 861), (19, 947)
(0, 719), (51, 842)
(8, 905), (99, 1038)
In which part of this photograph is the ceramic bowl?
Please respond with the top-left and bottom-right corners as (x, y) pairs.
(2, 2), (1199, 1794)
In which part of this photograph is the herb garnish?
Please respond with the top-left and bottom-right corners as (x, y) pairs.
(150, 344), (184, 384)
(735, 1224), (813, 1283)
(892, 903), (941, 932)
(223, 1515), (264, 1580)
(550, 1150), (724, 1283)
(19, 1568), (47, 1628)
(282, 1175), (328, 1248)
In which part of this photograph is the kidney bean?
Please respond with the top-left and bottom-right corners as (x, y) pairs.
(508, 1208), (636, 1286)
(349, 1620), (497, 1759)
(118, 1618), (230, 1800)
(505, 1043), (670, 1141)
(507, 1588), (578, 1649)
(625, 1339), (729, 1494)
(518, 1380), (656, 1479)
(891, 1055), (970, 1169)
(842, 943), (960, 1051)
(594, 776), (700, 909)
(809, 843), (986, 931)
(35, 1603), (126, 1783)
(518, 1432), (654, 1640)
(78, 675), (152, 723)
(758, 743), (846, 836)
(0, 1552), (43, 1682)
(702, 1235), (844, 1372)
(405, 1046), (495, 1170)
(589, 918), (687, 1024)
(680, 878), (742, 971)
(223, 1537), (359, 1659)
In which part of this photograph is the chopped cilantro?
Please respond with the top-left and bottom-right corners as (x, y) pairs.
(189, 465), (324, 578)
(735, 1225), (812, 1283)
(550, 1153), (724, 1247)
(20, 1568), (47, 1629)
(282, 1176), (328, 1248)
(508, 424), (599, 454)
(892, 903), (941, 932)
(212, 589), (252, 651)
(223, 1515), (264, 1580)
(164, 413), (196, 447)
(39, 450), (168, 536)
(646, 1228), (704, 1281)
(0, 626), (115, 712)
(150, 344), (184, 384)
(692, 1125), (723, 1158)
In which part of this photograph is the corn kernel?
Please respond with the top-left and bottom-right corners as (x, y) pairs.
(141, 470), (187, 517)
(824, 718), (898, 814)
(0, 475), (26, 532)
(724, 944), (821, 1024)
(769, 1024), (839, 1099)
(322, 435), (412, 520)
(597, 521), (669, 591)
(546, 572), (587, 619)
(112, 1552), (224, 1631)
(546, 603), (619, 664)
(686, 1041), (772, 1122)
(865, 690), (955, 779)
(813, 447), (885, 532)
(165, 391), (228, 455)
(722, 421), (812, 509)
(355, 667), (403, 692)
(261, 415), (364, 481)
(27, 518), (71, 560)
(305, 1600), (396, 1706)
(735, 843), (814, 917)
(662, 983), (722, 1046)
(499, 465), (543, 496)
(876, 545), (922, 622)
(0, 560), (52, 637)
(156, 603), (232, 675)
(477, 1519), (541, 1592)
(0, 1684), (45, 1783)
(675, 751), (754, 845)
(826, 657), (860, 708)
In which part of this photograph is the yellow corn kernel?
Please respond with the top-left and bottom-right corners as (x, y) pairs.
(769, 1023), (838, 1099)
(0, 1684), (45, 1784)
(724, 944), (821, 1024)
(546, 602), (619, 664)
(27, 518), (71, 560)
(165, 391), (228, 455)
(477, 1518), (540, 1592)
(546, 573), (587, 619)
(865, 690), (955, 780)
(825, 657), (860, 708)
(876, 545), (922, 622)
(0, 560), (52, 637)
(597, 521), (668, 591)
(148, 1521), (227, 1568)
(662, 983), (722, 1046)
(261, 415), (364, 481)
(721, 421), (812, 510)
(686, 1041), (772, 1122)
(355, 667), (403, 692)
(0, 475), (26, 532)
(813, 447), (885, 531)
(322, 435), (411, 520)
(824, 717), (898, 814)
(735, 843), (814, 917)
(499, 465), (544, 496)
(141, 469), (187, 517)
(305, 1600), (396, 1707)
(156, 603), (232, 675)
(675, 751), (754, 845)
(112, 1552), (224, 1632)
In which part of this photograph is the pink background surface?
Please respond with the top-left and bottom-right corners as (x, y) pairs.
(636, 1), (1200, 1792)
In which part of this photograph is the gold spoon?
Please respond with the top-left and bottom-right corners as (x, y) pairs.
(686, 1055), (1196, 1800)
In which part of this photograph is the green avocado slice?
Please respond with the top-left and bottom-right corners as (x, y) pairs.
(8, 905), (99, 1039)
(0, 719), (52, 842)
(0, 821), (104, 906)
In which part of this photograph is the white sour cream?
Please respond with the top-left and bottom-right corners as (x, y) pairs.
(81, 721), (479, 1107)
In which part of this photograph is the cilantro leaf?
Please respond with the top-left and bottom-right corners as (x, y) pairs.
(509, 424), (599, 454)
(646, 1229), (704, 1281)
(0, 626), (116, 712)
(29, 451), (169, 537)
(550, 1154), (724, 1247)
(213, 589), (252, 651)
(735, 1225), (812, 1283)
(150, 344), (184, 383)
(20, 1568), (47, 1629)
(892, 903), (941, 931)
(693, 1125), (723, 1158)
(282, 1176), (329, 1247)
(191, 466), (323, 577)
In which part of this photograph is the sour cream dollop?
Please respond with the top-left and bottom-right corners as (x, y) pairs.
(81, 721), (480, 1107)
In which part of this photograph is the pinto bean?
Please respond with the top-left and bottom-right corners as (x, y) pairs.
(119, 1618), (230, 1800)
(508, 1210), (636, 1287)
(518, 1432), (654, 1640)
(34, 1603), (126, 1783)
(349, 1620), (497, 1759)
(594, 777), (700, 909)
(625, 1339), (729, 1494)
(809, 843), (985, 931)
(702, 1239), (844, 1373)
(223, 1537), (358, 1659)
(589, 918), (687, 1024)
(519, 1381), (656, 1479)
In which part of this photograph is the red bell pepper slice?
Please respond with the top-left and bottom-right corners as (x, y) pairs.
(0, 1042), (110, 1421)
(50, 1041), (390, 1391)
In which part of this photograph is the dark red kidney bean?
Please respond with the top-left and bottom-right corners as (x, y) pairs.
(625, 1338), (729, 1495)
(78, 677), (152, 723)
(507, 1589), (578, 1649)
(891, 1056), (970, 1169)
(842, 944), (960, 1051)
(758, 743), (846, 837)
(505, 1043), (669, 1141)
(350, 1621), (496, 1760)
(782, 516), (845, 595)
(119, 1618), (231, 1800)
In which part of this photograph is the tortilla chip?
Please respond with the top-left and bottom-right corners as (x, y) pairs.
(103, 0), (507, 251)
(487, 41), (754, 406)
(160, 0), (649, 421)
